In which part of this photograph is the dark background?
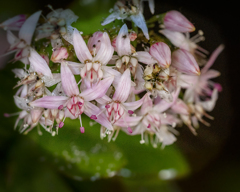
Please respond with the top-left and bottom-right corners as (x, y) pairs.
(0, 0), (239, 191)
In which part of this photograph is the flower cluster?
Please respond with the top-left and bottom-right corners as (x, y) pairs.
(2, 0), (223, 148)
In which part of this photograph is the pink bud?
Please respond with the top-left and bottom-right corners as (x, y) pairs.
(164, 10), (195, 33)
(147, 124), (151, 128)
(90, 115), (97, 120)
(59, 122), (64, 128)
(58, 105), (63, 110)
(127, 127), (133, 134)
(129, 31), (137, 41)
(80, 127), (85, 133)
(172, 49), (200, 75)
(149, 42), (171, 69)
(51, 47), (69, 63)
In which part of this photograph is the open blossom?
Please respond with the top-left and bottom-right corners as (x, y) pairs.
(4, 11), (41, 64)
(36, 7), (78, 48)
(94, 69), (146, 126)
(30, 61), (114, 131)
(69, 29), (115, 85)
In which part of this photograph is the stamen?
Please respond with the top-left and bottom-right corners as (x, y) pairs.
(90, 115), (97, 120)
(58, 105), (63, 110)
(77, 79), (82, 85)
(91, 108), (107, 120)
(80, 127), (85, 133)
(79, 115), (85, 133)
(59, 121), (64, 128)
(105, 104), (110, 108)
(127, 127), (133, 134)
(4, 112), (20, 117)
(140, 133), (145, 144)
(128, 110), (134, 115)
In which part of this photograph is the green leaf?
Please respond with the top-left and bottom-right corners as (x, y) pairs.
(28, 117), (127, 180)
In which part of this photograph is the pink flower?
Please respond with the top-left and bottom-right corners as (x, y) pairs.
(164, 10), (195, 33)
(95, 69), (146, 126)
(71, 28), (114, 84)
(30, 61), (114, 131)
(4, 11), (41, 64)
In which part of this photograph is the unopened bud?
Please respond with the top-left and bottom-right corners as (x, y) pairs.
(51, 47), (69, 63)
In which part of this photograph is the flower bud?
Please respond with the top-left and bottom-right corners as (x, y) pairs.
(164, 10), (195, 32)
(149, 42), (171, 69)
(51, 47), (69, 63)
(172, 49), (200, 75)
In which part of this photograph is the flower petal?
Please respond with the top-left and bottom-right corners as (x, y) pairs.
(112, 68), (131, 103)
(124, 93), (148, 111)
(66, 61), (84, 75)
(164, 10), (195, 33)
(80, 76), (114, 101)
(84, 101), (113, 130)
(101, 12), (120, 26)
(93, 32), (114, 64)
(29, 49), (52, 77)
(140, 93), (152, 114)
(114, 115), (143, 127)
(19, 11), (41, 45)
(172, 49), (200, 75)
(136, 51), (157, 65)
(30, 96), (68, 109)
(130, 12), (149, 39)
(73, 28), (92, 63)
(201, 44), (224, 74)
(116, 24), (131, 56)
(149, 42), (171, 69)
(61, 61), (80, 97)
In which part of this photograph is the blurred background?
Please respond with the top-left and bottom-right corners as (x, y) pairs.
(0, 0), (239, 191)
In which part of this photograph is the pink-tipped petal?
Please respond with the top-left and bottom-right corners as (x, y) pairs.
(80, 76), (114, 101)
(1, 14), (26, 31)
(84, 101), (113, 130)
(19, 11), (41, 45)
(136, 51), (157, 65)
(150, 42), (171, 69)
(61, 61), (80, 97)
(113, 69), (131, 103)
(72, 29), (92, 63)
(116, 24), (131, 56)
(172, 49), (200, 75)
(29, 49), (52, 78)
(164, 10), (195, 33)
(94, 32), (114, 65)
(30, 96), (68, 109)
